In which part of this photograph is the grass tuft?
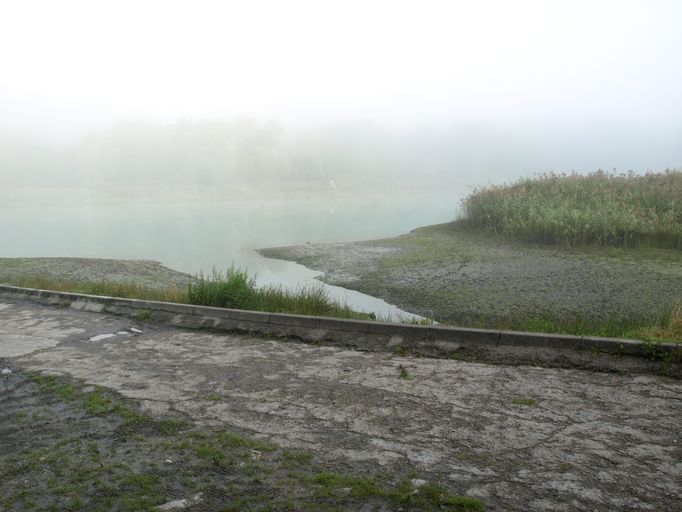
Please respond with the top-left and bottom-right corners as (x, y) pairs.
(511, 397), (538, 407)
(398, 364), (412, 380)
(187, 265), (371, 319)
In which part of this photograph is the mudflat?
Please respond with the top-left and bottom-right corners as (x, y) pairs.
(1, 298), (681, 511)
(259, 222), (682, 327)
(0, 257), (192, 288)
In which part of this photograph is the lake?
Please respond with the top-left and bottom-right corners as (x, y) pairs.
(0, 190), (458, 318)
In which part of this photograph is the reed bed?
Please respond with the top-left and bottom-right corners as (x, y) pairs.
(461, 170), (682, 249)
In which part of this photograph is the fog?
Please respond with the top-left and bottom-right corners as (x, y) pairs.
(1, 1), (681, 308)
(2, 0), (681, 181)
(2, 119), (681, 199)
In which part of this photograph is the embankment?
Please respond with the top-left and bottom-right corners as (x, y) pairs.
(1, 284), (679, 376)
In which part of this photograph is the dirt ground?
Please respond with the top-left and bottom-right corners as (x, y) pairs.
(1, 297), (680, 511)
(259, 222), (682, 328)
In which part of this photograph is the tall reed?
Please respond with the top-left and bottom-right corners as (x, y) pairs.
(461, 170), (682, 249)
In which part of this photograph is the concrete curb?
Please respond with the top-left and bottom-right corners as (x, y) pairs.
(2, 284), (678, 361)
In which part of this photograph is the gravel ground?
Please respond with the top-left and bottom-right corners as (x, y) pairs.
(259, 222), (682, 327)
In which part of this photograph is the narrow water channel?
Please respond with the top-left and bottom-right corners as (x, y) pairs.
(248, 250), (424, 321)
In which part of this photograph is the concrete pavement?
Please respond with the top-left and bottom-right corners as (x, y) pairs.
(1, 298), (680, 511)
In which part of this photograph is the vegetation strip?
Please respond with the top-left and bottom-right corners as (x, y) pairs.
(0, 265), (369, 320)
(0, 369), (484, 511)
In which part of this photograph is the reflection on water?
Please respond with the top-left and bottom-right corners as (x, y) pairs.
(1, 191), (457, 318)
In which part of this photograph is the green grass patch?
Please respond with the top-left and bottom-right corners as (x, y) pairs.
(511, 397), (538, 407)
(31, 374), (78, 400)
(194, 443), (226, 465)
(446, 303), (682, 344)
(280, 449), (314, 466)
(217, 430), (276, 452)
(398, 364), (412, 380)
(85, 389), (114, 415)
(136, 309), (152, 322)
(516, 307), (682, 344)
(393, 479), (486, 511)
(5, 372), (485, 512)
(307, 472), (484, 510)
(461, 170), (682, 249)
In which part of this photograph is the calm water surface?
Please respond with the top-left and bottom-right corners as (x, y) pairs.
(1, 191), (458, 318)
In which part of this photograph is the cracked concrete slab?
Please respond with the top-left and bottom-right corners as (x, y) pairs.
(1, 298), (680, 511)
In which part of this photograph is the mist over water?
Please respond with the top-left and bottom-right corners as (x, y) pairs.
(1, 171), (456, 316)
(0, 190), (456, 274)
(1, 1), (681, 314)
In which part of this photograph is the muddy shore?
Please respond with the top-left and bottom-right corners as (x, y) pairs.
(0, 257), (192, 288)
(259, 222), (682, 328)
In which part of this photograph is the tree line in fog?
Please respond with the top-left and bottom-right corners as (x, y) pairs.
(2, 119), (680, 196)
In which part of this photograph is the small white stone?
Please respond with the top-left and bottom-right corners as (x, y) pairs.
(156, 493), (202, 511)
(411, 478), (428, 488)
(1, 368), (12, 375)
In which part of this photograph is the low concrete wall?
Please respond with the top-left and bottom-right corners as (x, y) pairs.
(1, 284), (679, 375)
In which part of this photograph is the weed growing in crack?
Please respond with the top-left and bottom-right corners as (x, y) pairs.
(511, 397), (537, 407)
(398, 364), (412, 380)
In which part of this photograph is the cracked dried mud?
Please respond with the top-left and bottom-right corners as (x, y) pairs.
(259, 222), (682, 328)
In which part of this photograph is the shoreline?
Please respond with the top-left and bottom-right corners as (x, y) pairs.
(259, 222), (682, 339)
(3, 232), (681, 342)
(0, 257), (192, 289)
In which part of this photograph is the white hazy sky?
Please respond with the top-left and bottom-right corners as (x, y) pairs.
(1, 0), (681, 141)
